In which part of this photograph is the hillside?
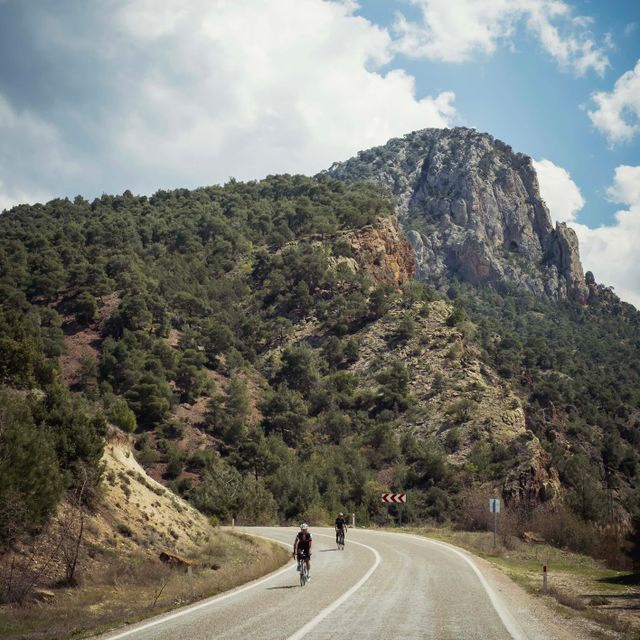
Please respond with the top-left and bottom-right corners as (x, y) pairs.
(91, 428), (215, 556)
(1, 129), (640, 610)
(0, 427), (288, 639)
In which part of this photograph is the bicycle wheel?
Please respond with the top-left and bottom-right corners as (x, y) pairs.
(300, 563), (307, 586)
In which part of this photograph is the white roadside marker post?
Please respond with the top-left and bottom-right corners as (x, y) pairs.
(489, 498), (500, 547)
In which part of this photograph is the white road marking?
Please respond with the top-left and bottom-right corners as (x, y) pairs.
(402, 533), (528, 640)
(287, 534), (381, 640)
(99, 562), (293, 639)
(97, 529), (525, 640)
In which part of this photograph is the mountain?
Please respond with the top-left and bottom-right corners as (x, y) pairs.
(1, 128), (639, 590)
(325, 127), (588, 303)
(327, 126), (640, 513)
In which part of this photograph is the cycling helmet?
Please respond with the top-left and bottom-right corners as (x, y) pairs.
(300, 523), (308, 530)
(339, 512), (343, 516)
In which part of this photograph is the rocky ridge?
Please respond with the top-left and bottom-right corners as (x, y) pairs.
(325, 127), (589, 303)
(347, 298), (560, 506)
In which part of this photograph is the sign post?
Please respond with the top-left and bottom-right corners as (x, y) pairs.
(489, 498), (500, 546)
(381, 493), (407, 526)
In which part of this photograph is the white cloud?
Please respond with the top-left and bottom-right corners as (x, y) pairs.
(607, 165), (640, 205)
(0, 0), (458, 202)
(0, 182), (50, 213)
(624, 22), (637, 38)
(571, 166), (640, 310)
(587, 59), (640, 145)
(535, 158), (640, 310)
(533, 158), (584, 223)
(81, 0), (457, 193)
(392, 0), (608, 76)
(0, 95), (76, 210)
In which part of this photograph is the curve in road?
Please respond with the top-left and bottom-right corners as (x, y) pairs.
(92, 527), (584, 640)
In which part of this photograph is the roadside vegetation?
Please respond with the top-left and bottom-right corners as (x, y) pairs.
(0, 529), (288, 640)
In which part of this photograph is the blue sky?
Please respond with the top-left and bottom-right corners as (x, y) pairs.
(0, 0), (639, 307)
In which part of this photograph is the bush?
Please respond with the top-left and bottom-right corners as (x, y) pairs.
(71, 292), (98, 325)
(107, 398), (137, 432)
(0, 390), (64, 549)
(528, 504), (598, 556)
(455, 489), (494, 531)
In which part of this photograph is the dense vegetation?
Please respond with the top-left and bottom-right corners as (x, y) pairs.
(0, 175), (425, 544)
(1, 172), (640, 569)
(448, 281), (640, 522)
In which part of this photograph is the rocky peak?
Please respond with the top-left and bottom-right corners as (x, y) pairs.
(325, 127), (588, 302)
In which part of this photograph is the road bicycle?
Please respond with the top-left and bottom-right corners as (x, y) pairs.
(297, 555), (310, 586)
(336, 528), (345, 550)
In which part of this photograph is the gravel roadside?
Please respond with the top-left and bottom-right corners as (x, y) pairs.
(474, 555), (623, 640)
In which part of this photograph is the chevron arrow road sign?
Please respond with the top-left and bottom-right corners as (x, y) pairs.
(381, 493), (406, 504)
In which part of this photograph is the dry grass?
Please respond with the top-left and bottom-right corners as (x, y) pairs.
(0, 528), (289, 640)
(0, 433), (289, 640)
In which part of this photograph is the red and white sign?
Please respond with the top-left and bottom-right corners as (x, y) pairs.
(381, 493), (406, 504)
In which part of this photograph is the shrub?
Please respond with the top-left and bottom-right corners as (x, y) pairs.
(0, 390), (64, 548)
(107, 398), (137, 433)
(456, 489), (494, 531)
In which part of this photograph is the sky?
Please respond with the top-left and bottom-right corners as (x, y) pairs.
(0, 0), (639, 308)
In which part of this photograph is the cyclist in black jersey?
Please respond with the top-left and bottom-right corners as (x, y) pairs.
(335, 512), (348, 547)
(293, 523), (313, 580)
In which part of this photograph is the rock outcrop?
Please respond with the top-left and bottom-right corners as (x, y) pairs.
(341, 218), (416, 289)
(325, 127), (588, 303)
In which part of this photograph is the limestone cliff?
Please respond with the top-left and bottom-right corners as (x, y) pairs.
(325, 127), (588, 303)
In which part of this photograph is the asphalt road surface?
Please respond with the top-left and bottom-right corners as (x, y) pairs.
(92, 527), (583, 640)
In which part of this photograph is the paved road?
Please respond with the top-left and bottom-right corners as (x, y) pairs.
(92, 527), (575, 640)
